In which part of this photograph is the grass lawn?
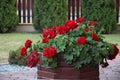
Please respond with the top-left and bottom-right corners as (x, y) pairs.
(0, 32), (120, 63)
(0, 32), (40, 63)
(103, 32), (120, 47)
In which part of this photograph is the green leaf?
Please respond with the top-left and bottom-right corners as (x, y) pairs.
(97, 42), (104, 47)
(64, 54), (73, 61)
(49, 57), (57, 68)
(48, 58), (53, 62)
(73, 61), (82, 69)
(86, 36), (92, 41)
(94, 53), (102, 64)
(64, 54), (73, 64)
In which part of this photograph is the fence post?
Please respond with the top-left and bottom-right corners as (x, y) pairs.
(76, 0), (80, 18)
(23, 0), (26, 23)
(18, 0), (21, 23)
(68, 0), (71, 20)
(27, 0), (30, 23)
(72, 0), (75, 20)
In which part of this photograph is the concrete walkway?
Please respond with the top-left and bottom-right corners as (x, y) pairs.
(0, 55), (120, 80)
(100, 55), (120, 80)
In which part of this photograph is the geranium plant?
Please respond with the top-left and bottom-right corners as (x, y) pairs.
(21, 17), (119, 68)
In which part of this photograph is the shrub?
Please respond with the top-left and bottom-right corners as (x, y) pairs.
(0, 0), (18, 33)
(81, 0), (117, 34)
(33, 0), (67, 32)
(8, 50), (17, 64)
(21, 17), (119, 68)
(8, 46), (28, 66)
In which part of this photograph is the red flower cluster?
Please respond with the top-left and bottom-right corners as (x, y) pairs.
(54, 26), (66, 35)
(42, 17), (100, 46)
(48, 28), (56, 38)
(27, 51), (40, 67)
(65, 20), (78, 31)
(108, 44), (119, 60)
(20, 47), (27, 57)
(76, 17), (84, 23)
(77, 36), (86, 45)
(42, 37), (49, 43)
(25, 40), (32, 48)
(42, 29), (49, 38)
(91, 31), (99, 41)
(88, 20), (98, 26)
(43, 46), (57, 58)
(42, 20), (78, 43)
(42, 28), (56, 43)
(20, 39), (32, 57)
(84, 28), (100, 42)
(84, 28), (90, 32)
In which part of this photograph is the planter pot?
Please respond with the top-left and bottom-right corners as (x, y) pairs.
(37, 54), (99, 80)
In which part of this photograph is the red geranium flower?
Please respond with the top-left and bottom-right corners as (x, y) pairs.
(108, 44), (119, 60)
(42, 29), (49, 38)
(84, 28), (90, 32)
(42, 37), (49, 43)
(65, 20), (78, 31)
(77, 36), (86, 45)
(25, 39), (32, 48)
(55, 26), (66, 34)
(76, 17), (84, 23)
(43, 46), (57, 58)
(91, 31), (99, 41)
(88, 20), (98, 26)
(27, 51), (40, 68)
(31, 50), (40, 56)
(48, 28), (56, 39)
(64, 20), (72, 32)
(20, 47), (27, 57)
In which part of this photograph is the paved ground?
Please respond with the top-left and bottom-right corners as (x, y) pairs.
(0, 55), (120, 80)
(100, 55), (120, 80)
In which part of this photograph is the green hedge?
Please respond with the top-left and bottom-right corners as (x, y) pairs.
(33, 0), (67, 32)
(82, 0), (117, 34)
(8, 46), (29, 66)
(0, 0), (18, 33)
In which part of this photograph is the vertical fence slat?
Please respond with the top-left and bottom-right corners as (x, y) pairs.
(80, 0), (82, 17)
(18, 0), (21, 23)
(31, 0), (34, 23)
(68, 0), (71, 20)
(76, 0), (80, 18)
(16, 0), (18, 15)
(23, 0), (26, 23)
(72, 0), (75, 20)
(27, 0), (30, 23)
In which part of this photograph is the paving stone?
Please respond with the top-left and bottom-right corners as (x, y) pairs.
(107, 77), (120, 80)
(99, 74), (108, 80)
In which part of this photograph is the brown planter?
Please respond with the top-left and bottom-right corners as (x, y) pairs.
(37, 54), (99, 80)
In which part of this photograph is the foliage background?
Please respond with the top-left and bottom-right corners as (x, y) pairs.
(0, 0), (18, 33)
(33, 0), (67, 32)
(81, 0), (117, 34)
